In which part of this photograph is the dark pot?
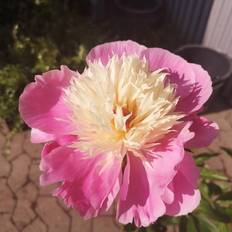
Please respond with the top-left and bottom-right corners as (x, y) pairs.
(175, 45), (232, 109)
(114, 0), (162, 14)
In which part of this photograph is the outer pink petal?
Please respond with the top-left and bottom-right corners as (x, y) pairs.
(142, 48), (196, 98)
(176, 63), (213, 113)
(142, 48), (213, 113)
(185, 114), (219, 148)
(40, 144), (122, 217)
(164, 121), (194, 145)
(19, 65), (77, 136)
(40, 145), (78, 184)
(117, 139), (184, 227)
(117, 154), (165, 227)
(165, 153), (201, 216)
(86, 40), (146, 65)
(54, 175), (121, 219)
(161, 187), (174, 205)
(31, 128), (55, 143)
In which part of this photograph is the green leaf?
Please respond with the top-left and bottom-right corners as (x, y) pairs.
(138, 227), (147, 232)
(123, 223), (136, 232)
(151, 223), (166, 232)
(217, 223), (231, 232)
(221, 147), (232, 158)
(216, 191), (232, 207)
(186, 216), (197, 232)
(192, 213), (231, 232)
(195, 152), (220, 166)
(195, 199), (214, 217)
(211, 180), (231, 192)
(214, 205), (232, 223)
(179, 216), (187, 232)
(207, 182), (223, 196)
(196, 215), (219, 232)
(197, 199), (232, 223)
(158, 215), (179, 225)
(138, 227), (154, 232)
(217, 191), (232, 201)
(199, 182), (211, 201)
(200, 168), (229, 181)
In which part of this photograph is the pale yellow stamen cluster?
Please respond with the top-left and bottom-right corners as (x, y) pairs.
(65, 56), (182, 157)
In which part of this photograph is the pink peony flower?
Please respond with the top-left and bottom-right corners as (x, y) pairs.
(19, 41), (219, 227)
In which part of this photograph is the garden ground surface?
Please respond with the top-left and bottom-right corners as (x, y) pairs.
(0, 96), (232, 232)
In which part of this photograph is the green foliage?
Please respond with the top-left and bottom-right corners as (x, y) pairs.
(0, 0), (110, 131)
(195, 152), (219, 166)
(123, 150), (232, 232)
(0, 65), (27, 130)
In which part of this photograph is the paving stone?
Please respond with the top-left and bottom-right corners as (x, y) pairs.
(57, 197), (70, 212)
(36, 196), (70, 232)
(215, 116), (231, 132)
(70, 210), (91, 232)
(208, 137), (221, 152)
(13, 199), (36, 230)
(0, 179), (15, 213)
(24, 131), (43, 159)
(224, 110), (232, 128)
(206, 112), (231, 132)
(7, 132), (25, 161)
(0, 152), (11, 177)
(218, 131), (232, 148)
(0, 214), (18, 232)
(206, 156), (224, 170)
(8, 154), (31, 192)
(93, 217), (120, 232)
(29, 160), (41, 186)
(100, 204), (115, 216)
(40, 184), (57, 196)
(22, 218), (47, 232)
(221, 153), (232, 178)
(17, 182), (38, 203)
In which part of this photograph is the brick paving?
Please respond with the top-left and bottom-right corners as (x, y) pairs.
(0, 121), (120, 232)
(0, 98), (231, 232)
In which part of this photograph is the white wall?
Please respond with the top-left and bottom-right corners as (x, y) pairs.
(203, 0), (232, 57)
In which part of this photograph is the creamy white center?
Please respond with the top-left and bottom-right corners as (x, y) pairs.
(65, 56), (182, 157)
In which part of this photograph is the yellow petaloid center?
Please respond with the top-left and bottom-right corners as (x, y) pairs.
(65, 56), (182, 157)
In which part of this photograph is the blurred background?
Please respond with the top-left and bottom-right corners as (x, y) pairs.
(0, 0), (232, 232)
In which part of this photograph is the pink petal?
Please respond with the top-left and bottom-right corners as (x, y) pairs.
(185, 114), (219, 148)
(99, 177), (120, 214)
(40, 144), (122, 217)
(86, 40), (146, 65)
(19, 66), (77, 136)
(117, 139), (184, 227)
(55, 135), (77, 146)
(165, 153), (201, 216)
(164, 121), (194, 144)
(148, 138), (185, 185)
(31, 128), (55, 143)
(55, 175), (121, 219)
(142, 48), (213, 113)
(161, 187), (174, 205)
(81, 154), (122, 210)
(142, 48), (196, 98)
(176, 63), (213, 113)
(117, 154), (165, 227)
(40, 145), (77, 184)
